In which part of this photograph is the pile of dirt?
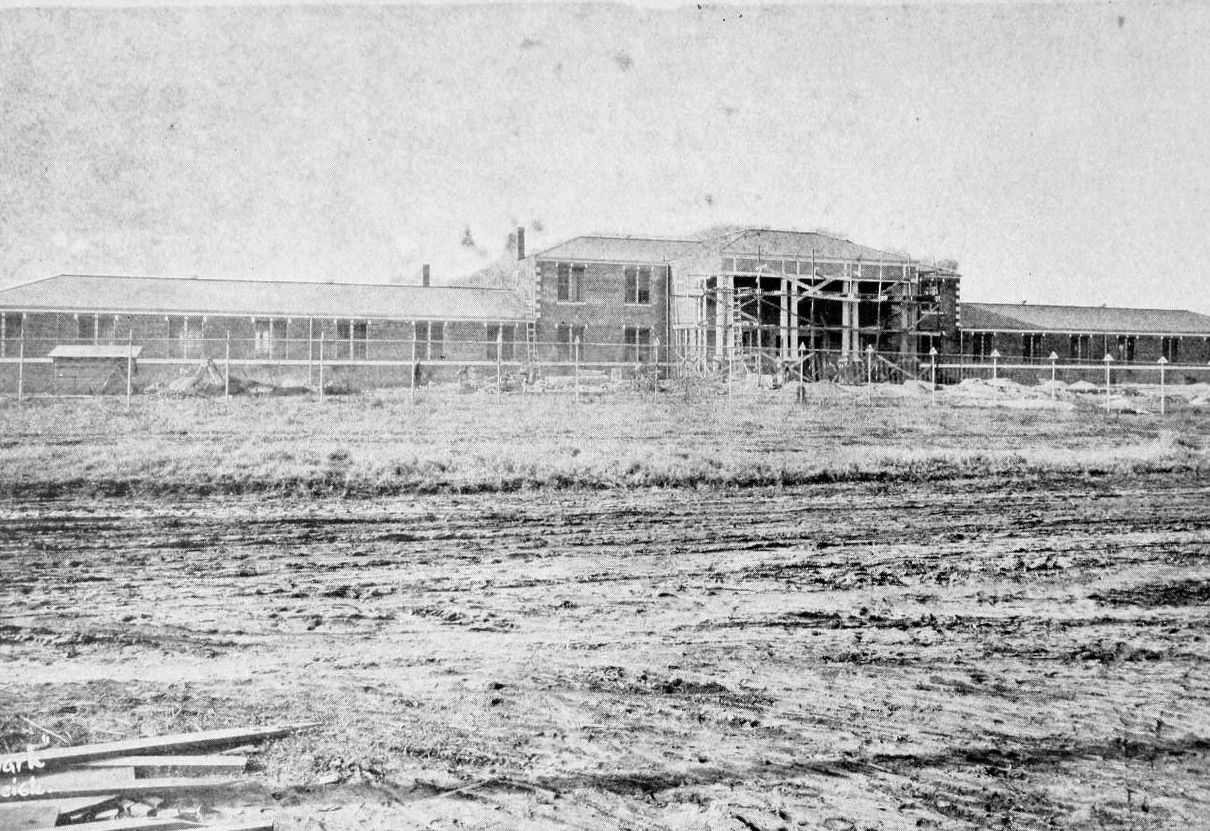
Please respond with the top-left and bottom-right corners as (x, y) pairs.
(1104, 396), (1150, 414)
(160, 360), (240, 397)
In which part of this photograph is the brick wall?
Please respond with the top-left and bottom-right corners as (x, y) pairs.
(533, 260), (669, 364)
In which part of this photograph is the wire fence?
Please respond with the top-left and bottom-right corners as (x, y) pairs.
(1, 334), (1208, 410)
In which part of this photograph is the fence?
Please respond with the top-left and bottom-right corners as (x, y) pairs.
(1, 332), (1208, 407)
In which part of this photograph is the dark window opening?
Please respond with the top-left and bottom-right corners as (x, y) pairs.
(555, 323), (585, 362)
(1069, 334), (1092, 361)
(624, 267), (653, 304)
(1022, 333), (1044, 361)
(169, 316), (206, 359)
(1161, 336), (1180, 363)
(487, 324), (518, 361)
(556, 263), (583, 302)
(416, 321), (444, 360)
(624, 326), (652, 363)
(971, 332), (995, 359)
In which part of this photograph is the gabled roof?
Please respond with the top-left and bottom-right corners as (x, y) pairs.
(530, 228), (952, 271)
(962, 303), (1210, 336)
(0, 274), (530, 322)
(530, 235), (699, 264)
(684, 227), (929, 267)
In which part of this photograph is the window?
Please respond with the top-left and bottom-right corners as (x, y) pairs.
(555, 323), (585, 362)
(97, 315), (118, 345)
(77, 315), (94, 341)
(1069, 334), (1092, 361)
(1117, 335), (1136, 363)
(971, 332), (995, 359)
(1161, 336), (1180, 363)
(623, 326), (652, 363)
(168, 316), (205, 359)
(486, 324), (518, 361)
(556, 263), (583, 302)
(335, 320), (369, 359)
(254, 318), (285, 358)
(0, 313), (21, 358)
(415, 321), (444, 360)
(624, 267), (652, 304)
(1022, 333), (1044, 361)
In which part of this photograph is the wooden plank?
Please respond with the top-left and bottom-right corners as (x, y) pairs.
(55, 794), (119, 815)
(0, 776), (237, 803)
(0, 793), (119, 829)
(0, 724), (317, 771)
(80, 756), (247, 776)
(0, 768), (134, 802)
(23, 819), (203, 831)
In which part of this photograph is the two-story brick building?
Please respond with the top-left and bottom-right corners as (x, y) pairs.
(2, 224), (1208, 392)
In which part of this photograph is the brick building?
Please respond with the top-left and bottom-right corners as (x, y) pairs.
(960, 303), (1210, 371)
(2, 225), (1208, 391)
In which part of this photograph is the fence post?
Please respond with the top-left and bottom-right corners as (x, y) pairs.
(496, 326), (503, 405)
(574, 335), (581, 406)
(126, 329), (133, 410)
(727, 336), (734, 405)
(224, 331), (231, 406)
(1103, 353), (1114, 413)
(410, 330), (418, 405)
(990, 349), (1001, 381)
(17, 329), (24, 403)
(1158, 356), (1167, 415)
(652, 337), (660, 395)
(1049, 352), (1058, 400)
(318, 331), (326, 404)
(797, 341), (806, 404)
(929, 346), (938, 407)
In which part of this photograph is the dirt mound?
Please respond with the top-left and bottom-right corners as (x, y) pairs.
(162, 360), (239, 396)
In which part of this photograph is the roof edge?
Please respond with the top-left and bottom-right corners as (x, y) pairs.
(0, 273), (523, 293)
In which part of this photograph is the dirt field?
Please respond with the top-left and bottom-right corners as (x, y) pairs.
(1, 392), (1208, 830)
(2, 473), (1209, 830)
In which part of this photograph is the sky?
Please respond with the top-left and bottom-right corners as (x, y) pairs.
(1, 2), (1208, 311)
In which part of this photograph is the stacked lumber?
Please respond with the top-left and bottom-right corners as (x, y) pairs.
(0, 723), (317, 831)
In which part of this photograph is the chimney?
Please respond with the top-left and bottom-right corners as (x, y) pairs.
(516, 226), (525, 260)
(422, 264), (430, 287)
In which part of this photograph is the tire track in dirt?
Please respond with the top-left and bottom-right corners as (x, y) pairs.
(1, 474), (1209, 829)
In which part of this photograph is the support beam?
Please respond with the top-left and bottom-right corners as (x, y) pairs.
(779, 277), (789, 361)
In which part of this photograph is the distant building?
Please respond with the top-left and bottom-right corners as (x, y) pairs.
(1, 226), (1208, 391)
(961, 303), (1210, 367)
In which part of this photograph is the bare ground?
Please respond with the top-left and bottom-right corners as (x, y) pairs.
(2, 473), (1209, 830)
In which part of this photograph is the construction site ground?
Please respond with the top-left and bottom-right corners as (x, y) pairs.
(1, 389), (1208, 830)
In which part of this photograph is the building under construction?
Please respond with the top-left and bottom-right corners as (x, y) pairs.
(664, 228), (959, 380)
(5, 223), (1210, 394)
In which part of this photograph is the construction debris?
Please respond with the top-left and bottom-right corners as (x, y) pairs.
(0, 724), (316, 831)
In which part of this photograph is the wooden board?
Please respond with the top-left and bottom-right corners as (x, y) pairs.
(23, 819), (203, 831)
(0, 724), (316, 771)
(0, 768), (134, 803)
(0, 793), (118, 830)
(0, 775), (236, 802)
(80, 756), (248, 776)
(55, 794), (120, 816)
